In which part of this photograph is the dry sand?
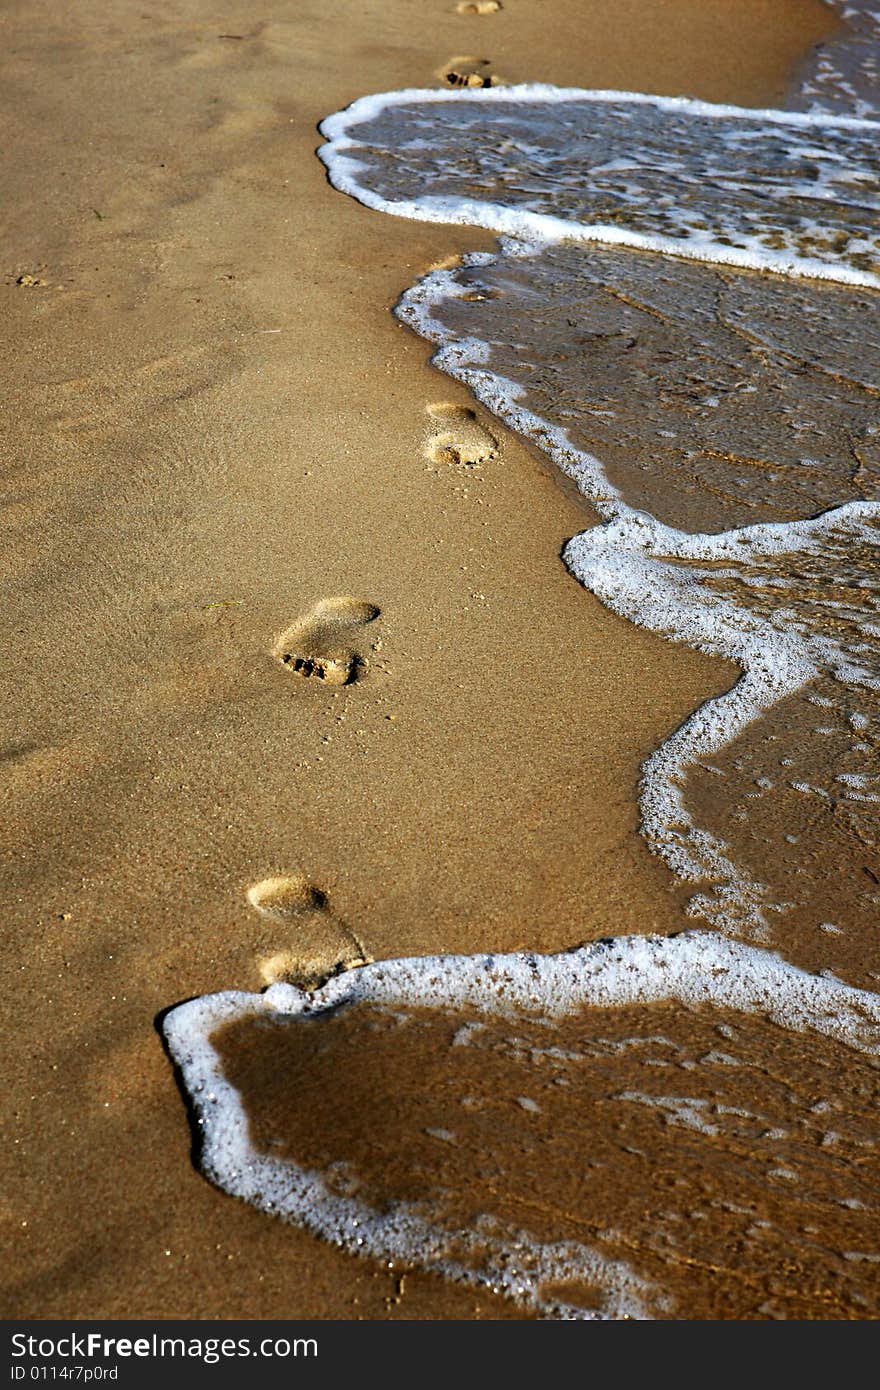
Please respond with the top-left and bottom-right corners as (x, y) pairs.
(1, 0), (841, 1319)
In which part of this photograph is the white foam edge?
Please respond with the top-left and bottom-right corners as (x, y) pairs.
(569, 502), (880, 927)
(396, 246), (880, 930)
(317, 85), (880, 291)
(163, 929), (880, 1319)
(396, 242), (625, 516)
(318, 83), (880, 137)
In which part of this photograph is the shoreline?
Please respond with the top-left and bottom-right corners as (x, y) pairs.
(2, 0), (845, 1319)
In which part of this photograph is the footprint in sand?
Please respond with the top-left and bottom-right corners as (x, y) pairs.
(248, 873), (371, 990)
(436, 55), (500, 88)
(425, 402), (499, 466)
(273, 596), (380, 687)
(455, 1), (502, 13)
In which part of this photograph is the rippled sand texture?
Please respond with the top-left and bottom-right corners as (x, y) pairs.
(397, 244), (880, 987)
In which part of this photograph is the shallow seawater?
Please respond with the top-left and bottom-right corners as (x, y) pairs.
(792, 0), (880, 118)
(213, 995), (880, 1319)
(165, 2), (880, 1318)
(336, 93), (878, 281)
(413, 243), (880, 534)
(166, 933), (880, 1318)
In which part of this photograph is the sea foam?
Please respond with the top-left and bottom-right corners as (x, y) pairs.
(163, 931), (880, 1318)
(318, 86), (880, 287)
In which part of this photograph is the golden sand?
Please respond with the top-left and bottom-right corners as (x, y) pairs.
(1, 0), (843, 1319)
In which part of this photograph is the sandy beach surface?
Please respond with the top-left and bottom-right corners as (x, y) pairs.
(2, 0), (848, 1319)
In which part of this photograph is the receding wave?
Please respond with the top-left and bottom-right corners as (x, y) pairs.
(318, 88), (879, 285)
(164, 934), (880, 1320)
(398, 240), (880, 534)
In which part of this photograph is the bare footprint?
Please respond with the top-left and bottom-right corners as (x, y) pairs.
(436, 55), (500, 88)
(455, 1), (502, 12)
(273, 596), (380, 687)
(425, 402), (499, 466)
(248, 873), (371, 990)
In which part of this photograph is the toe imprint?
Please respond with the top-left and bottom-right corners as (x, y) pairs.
(274, 595), (381, 687)
(437, 56), (500, 89)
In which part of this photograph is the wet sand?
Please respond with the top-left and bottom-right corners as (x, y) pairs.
(1, 0), (845, 1319)
(215, 995), (880, 1320)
